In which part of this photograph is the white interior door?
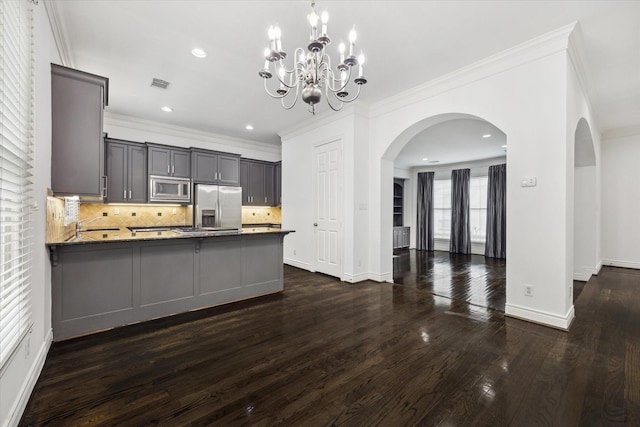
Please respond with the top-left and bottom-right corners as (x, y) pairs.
(313, 139), (342, 278)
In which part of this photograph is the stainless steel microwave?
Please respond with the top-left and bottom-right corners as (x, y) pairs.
(149, 175), (191, 203)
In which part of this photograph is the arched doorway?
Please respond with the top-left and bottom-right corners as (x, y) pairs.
(386, 113), (508, 310)
(573, 118), (597, 284)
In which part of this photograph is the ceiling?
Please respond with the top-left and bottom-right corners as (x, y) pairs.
(52, 1), (640, 148)
(394, 119), (506, 169)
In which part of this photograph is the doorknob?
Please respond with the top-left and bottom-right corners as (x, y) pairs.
(313, 223), (318, 227)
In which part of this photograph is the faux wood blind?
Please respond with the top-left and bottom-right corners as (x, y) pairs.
(0, 0), (34, 368)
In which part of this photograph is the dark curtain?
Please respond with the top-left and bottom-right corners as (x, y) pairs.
(450, 168), (470, 254)
(416, 172), (434, 251)
(485, 164), (506, 259)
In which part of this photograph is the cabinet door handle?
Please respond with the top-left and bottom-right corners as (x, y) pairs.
(102, 176), (108, 198)
(167, 164), (170, 174)
(124, 190), (126, 199)
(265, 196), (267, 203)
(129, 190), (132, 199)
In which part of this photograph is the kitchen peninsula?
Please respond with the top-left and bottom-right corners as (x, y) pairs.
(47, 226), (290, 340)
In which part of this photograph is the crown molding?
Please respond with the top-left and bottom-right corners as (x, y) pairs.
(602, 125), (640, 141)
(566, 22), (600, 131)
(43, 0), (75, 67)
(370, 22), (577, 118)
(278, 101), (370, 141)
(104, 112), (281, 156)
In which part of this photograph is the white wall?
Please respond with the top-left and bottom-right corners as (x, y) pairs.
(104, 113), (281, 163)
(601, 133), (640, 268)
(1, 4), (58, 426)
(573, 166), (597, 280)
(369, 26), (577, 329)
(281, 24), (591, 329)
(566, 41), (602, 290)
(280, 107), (370, 282)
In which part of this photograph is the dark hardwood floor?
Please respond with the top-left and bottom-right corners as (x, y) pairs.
(393, 250), (506, 311)
(20, 263), (640, 426)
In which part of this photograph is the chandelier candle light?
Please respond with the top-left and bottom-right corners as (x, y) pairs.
(259, 1), (367, 114)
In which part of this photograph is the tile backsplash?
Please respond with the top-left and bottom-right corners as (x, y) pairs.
(79, 203), (190, 227)
(46, 201), (280, 243)
(241, 207), (281, 224)
(46, 196), (75, 243)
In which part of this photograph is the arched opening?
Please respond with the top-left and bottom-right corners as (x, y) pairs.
(573, 118), (597, 286)
(387, 113), (508, 311)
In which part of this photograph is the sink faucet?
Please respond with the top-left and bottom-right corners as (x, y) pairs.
(76, 216), (103, 236)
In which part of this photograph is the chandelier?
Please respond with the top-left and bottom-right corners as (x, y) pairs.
(259, 1), (367, 114)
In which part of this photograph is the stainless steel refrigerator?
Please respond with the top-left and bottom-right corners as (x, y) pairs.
(194, 184), (242, 230)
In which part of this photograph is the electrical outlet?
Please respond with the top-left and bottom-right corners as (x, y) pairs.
(525, 284), (534, 297)
(114, 208), (120, 215)
(172, 208), (177, 215)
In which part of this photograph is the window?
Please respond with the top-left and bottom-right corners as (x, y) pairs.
(0, 0), (35, 367)
(433, 179), (451, 238)
(470, 176), (488, 242)
(432, 175), (489, 243)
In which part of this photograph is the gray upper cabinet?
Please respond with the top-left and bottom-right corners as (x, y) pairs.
(147, 144), (191, 178)
(106, 138), (147, 203)
(264, 163), (275, 206)
(192, 149), (240, 186)
(51, 64), (108, 198)
(249, 162), (266, 205)
(274, 162), (281, 206)
(240, 159), (279, 206)
(240, 161), (250, 205)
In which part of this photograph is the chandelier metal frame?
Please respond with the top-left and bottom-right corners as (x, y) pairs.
(259, 0), (367, 114)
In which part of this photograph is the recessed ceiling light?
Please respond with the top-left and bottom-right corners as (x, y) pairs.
(501, 144), (507, 148)
(245, 125), (254, 130)
(422, 157), (429, 161)
(191, 47), (207, 58)
(482, 134), (492, 138)
(161, 106), (173, 112)
(428, 160), (440, 164)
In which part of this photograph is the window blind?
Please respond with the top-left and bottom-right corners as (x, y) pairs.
(0, 0), (34, 368)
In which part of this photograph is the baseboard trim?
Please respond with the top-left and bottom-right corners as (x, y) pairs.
(368, 272), (393, 283)
(593, 261), (603, 275)
(505, 304), (575, 330)
(573, 272), (589, 282)
(283, 258), (313, 271)
(601, 259), (640, 270)
(342, 273), (370, 283)
(8, 328), (53, 427)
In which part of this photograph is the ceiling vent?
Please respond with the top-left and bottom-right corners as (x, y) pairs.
(151, 78), (170, 89)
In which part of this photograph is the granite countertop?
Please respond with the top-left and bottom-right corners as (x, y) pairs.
(47, 226), (292, 246)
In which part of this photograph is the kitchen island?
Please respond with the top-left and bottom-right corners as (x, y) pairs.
(48, 228), (291, 340)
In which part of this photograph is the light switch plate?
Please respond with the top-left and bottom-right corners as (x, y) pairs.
(521, 177), (537, 187)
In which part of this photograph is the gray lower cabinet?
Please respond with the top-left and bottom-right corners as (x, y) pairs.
(51, 64), (108, 198)
(393, 226), (410, 249)
(51, 233), (285, 340)
(106, 139), (147, 203)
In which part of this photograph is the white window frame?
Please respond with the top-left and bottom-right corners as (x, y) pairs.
(0, 0), (35, 369)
